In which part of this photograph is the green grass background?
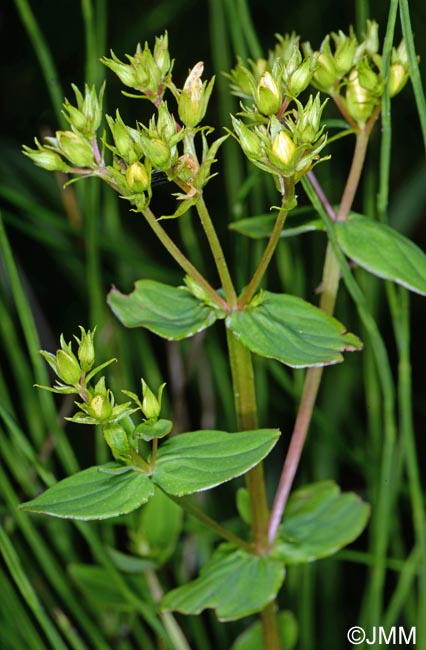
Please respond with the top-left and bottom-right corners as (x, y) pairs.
(0, 1), (425, 648)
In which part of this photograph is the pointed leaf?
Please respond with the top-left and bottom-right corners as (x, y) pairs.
(229, 209), (324, 239)
(276, 481), (370, 563)
(232, 610), (298, 650)
(108, 280), (218, 340)
(136, 487), (183, 564)
(335, 213), (426, 295)
(227, 291), (362, 368)
(162, 543), (285, 620)
(69, 564), (141, 611)
(153, 428), (280, 496)
(20, 463), (154, 520)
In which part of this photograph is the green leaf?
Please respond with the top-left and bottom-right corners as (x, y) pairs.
(232, 610), (298, 650)
(229, 208), (324, 239)
(162, 543), (285, 620)
(153, 428), (280, 496)
(335, 213), (426, 296)
(68, 564), (143, 611)
(107, 279), (219, 340)
(275, 481), (370, 563)
(135, 487), (183, 564)
(135, 418), (173, 441)
(19, 463), (155, 520)
(227, 292), (362, 368)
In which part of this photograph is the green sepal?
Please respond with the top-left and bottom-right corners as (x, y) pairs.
(335, 213), (426, 296)
(159, 196), (197, 220)
(274, 481), (370, 563)
(227, 291), (362, 368)
(161, 542), (285, 620)
(108, 279), (221, 340)
(85, 357), (117, 383)
(134, 418), (173, 441)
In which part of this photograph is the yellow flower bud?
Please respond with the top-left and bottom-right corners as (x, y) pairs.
(271, 131), (297, 166)
(255, 71), (282, 116)
(126, 162), (150, 193)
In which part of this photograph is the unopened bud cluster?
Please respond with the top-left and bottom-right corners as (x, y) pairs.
(303, 20), (410, 125)
(23, 32), (220, 215)
(229, 20), (412, 188)
(38, 328), (172, 465)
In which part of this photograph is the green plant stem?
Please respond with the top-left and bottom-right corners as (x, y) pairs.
(141, 205), (228, 311)
(146, 571), (192, 650)
(304, 177), (398, 630)
(167, 494), (253, 552)
(268, 124), (373, 545)
(239, 184), (294, 308)
(195, 195), (238, 306)
(226, 330), (280, 650)
(13, 0), (66, 127)
(388, 287), (426, 645)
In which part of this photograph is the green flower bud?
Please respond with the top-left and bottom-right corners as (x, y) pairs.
(141, 137), (173, 169)
(272, 32), (301, 65)
(89, 393), (113, 421)
(141, 379), (165, 420)
(231, 116), (263, 157)
(22, 139), (70, 172)
(56, 131), (95, 168)
(63, 83), (105, 139)
(353, 20), (380, 65)
(101, 44), (160, 95)
(332, 31), (357, 76)
(178, 62), (215, 128)
(345, 68), (377, 125)
(286, 56), (316, 96)
(153, 32), (171, 78)
(156, 102), (180, 141)
(288, 94), (327, 145)
(76, 326), (96, 372)
(255, 71), (282, 116)
(106, 111), (144, 163)
(357, 59), (382, 94)
(389, 63), (408, 97)
(227, 57), (257, 98)
(56, 348), (81, 385)
(126, 162), (150, 193)
(389, 40), (410, 97)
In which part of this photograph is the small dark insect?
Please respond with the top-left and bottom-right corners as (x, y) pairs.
(151, 169), (169, 187)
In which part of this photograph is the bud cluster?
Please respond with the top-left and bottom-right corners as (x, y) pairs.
(228, 33), (317, 109)
(38, 328), (173, 466)
(100, 32), (172, 104)
(23, 32), (221, 214)
(303, 20), (410, 126)
(231, 92), (328, 186)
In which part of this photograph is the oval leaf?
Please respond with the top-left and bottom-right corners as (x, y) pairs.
(19, 463), (155, 520)
(229, 209), (324, 239)
(107, 279), (218, 340)
(335, 213), (426, 295)
(162, 542), (285, 620)
(227, 292), (362, 368)
(153, 428), (280, 496)
(276, 481), (370, 563)
(232, 610), (298, 650)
